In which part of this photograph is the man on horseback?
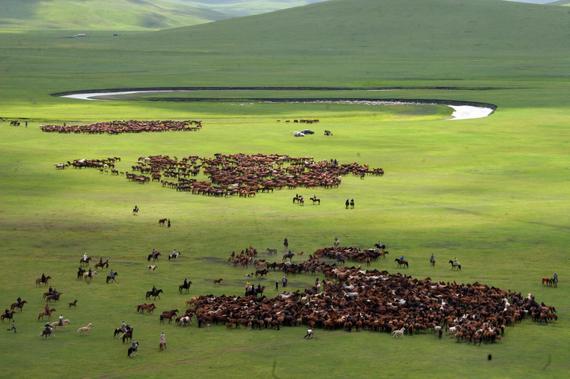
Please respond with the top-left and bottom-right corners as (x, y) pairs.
(7, 319), (16, 333)
(183, 277), (189, 288)
(58, 315), (64, 327)
(41, 273), (47, 283)
(430, 254), (436, 267)
(133, 205), (139, 215)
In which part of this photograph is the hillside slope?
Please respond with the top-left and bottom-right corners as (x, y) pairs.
(0, 0), (326, 31)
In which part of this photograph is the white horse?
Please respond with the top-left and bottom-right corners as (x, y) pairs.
(50, 319), (71, 328)
(392, 327), (405, 338)
(77, 323), (93, 335)
(148, 265), (158, 271)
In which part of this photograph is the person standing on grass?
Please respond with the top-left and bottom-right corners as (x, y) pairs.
(350, 199), (355, 209)
(345, 199), (349, 209)
(7, 319), (16, 333)
(159, 332), (167, 351)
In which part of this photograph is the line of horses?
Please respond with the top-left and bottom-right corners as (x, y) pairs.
(41, 120), (202, 134)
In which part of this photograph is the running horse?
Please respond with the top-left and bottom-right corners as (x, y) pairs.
(159, 309), (179, 323)
(145, 288), (163, 300)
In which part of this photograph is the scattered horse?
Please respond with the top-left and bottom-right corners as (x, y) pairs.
(449, 260), (462, 271)
(147, 265), (158, 272)
(35, 275), (51, 287)
(178, 280), (192, 294)
(77, 323), (93, 335)
(106, 271), (118, 284)
(137, 303), (156, 314)
(394, 258), (409, 268)
(213, 278), (223, 284)
(392, 327), (405, 338)
(310, 195), (321, 205)
(147, 250), (161, 262)
(95, 258), (110, 270)
(168, 250), (182, 261)
(145, 288), (163, 300)
(160, 310), (179, 323)
(10, 300), (27, 312)
(68, 300), (78, 308)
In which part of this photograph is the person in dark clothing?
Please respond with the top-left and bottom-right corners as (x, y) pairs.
(345, 199), (349, 209)
(350, 199), (355, 209)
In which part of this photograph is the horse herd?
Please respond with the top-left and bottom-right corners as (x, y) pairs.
(41, 120), (202, 134)
(1, 239), (559, 347)
(57, 153), (384, 198)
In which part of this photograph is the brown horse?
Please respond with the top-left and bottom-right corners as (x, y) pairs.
(38, 308), (56, 320)
(160, 310), (179, 323)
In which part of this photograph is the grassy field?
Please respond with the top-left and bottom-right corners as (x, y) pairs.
(0, 0), (569, 378)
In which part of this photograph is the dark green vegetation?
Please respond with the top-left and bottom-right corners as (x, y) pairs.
(0, 0), (568, 378)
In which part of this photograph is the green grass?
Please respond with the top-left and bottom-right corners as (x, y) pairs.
(0, 0), (569, 378)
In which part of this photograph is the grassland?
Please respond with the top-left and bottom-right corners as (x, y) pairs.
(0, 0), (569, 378)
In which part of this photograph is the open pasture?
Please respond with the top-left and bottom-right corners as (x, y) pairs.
(0, 0), (569, 377)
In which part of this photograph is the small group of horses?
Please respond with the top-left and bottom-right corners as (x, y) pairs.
(292, 194), (321, 206)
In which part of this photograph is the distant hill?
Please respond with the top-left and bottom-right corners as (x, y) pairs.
(550, 0), (570, 5)
(0, 0), (326, 31)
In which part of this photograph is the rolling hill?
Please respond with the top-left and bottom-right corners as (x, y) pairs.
(0, 0), (326, 31)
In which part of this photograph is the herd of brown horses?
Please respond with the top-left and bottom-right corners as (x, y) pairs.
(186, 264), (557, 344)
(41, 120), (202, 134)
(59, 153), (384, 198)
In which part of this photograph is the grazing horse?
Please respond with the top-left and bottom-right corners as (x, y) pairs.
(179, 280), (192, 294)
(145, 288), (163, 300)
(68, 300), (78, 308)
(159, 310), (179, 323)
(394, 258), (409, 268)
(542, 277), (556, 287)
(158, 218), (168, 227)
(310, 196), (321, 205)
(255, 269), (268, 277)
(213, 278), (223, 284)
(449, 260), (462, 271)
(137, 303), (156, 314)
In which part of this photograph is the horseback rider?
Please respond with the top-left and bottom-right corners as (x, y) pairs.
(399, 255), (405, 262)
(430, 254), (436, 266)
(151, 285), (157, 294)
(453, 257), (460, 266)
(58, 315), (64, 327)
(350, 199), (355, 209)
(345, 199), (349, 209)
(334, 237), (340, 248)
(82, 252), (89, 262)
(183, 277), (189, 287)
(41, 273), (47, 282)
(283, 238), (289, 249)
(7, 319), (16, 333)
(553, 272), (558, 284)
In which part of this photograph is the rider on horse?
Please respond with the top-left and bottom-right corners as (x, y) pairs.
(430, 254), (436, 265)
(58, 315), (64, 326)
